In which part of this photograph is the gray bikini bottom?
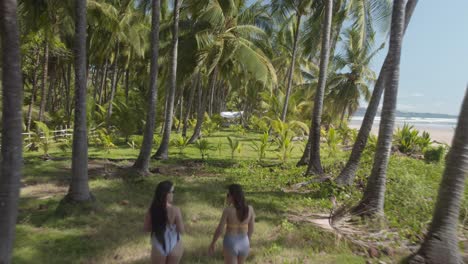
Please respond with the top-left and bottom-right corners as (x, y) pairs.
(223, 234), (250, 257)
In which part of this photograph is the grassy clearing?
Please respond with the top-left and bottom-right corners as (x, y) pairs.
(15, 129), (468, 263)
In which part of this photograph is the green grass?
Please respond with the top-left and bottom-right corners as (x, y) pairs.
(14, 128), (468, 263)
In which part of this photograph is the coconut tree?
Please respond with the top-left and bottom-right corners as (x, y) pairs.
(270, 0), (313, 122)
(335, 0), (418, 185)
(352, 0), (406, 216)
(187, 0), (277, 143)
(133, 0), (161, 173)
(153, 0), (182, 160)
(65, 0), (92, 202)
(327, 28), (382, 124)
(302, 0), (333, 176)
(408, 87), (468, 264)
(0, 0), (24, 261)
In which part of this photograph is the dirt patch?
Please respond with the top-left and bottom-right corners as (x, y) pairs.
(21, 183), (68, 199)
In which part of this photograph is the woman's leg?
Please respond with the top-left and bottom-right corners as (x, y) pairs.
(237, 255), (247, 264)
(151, 247), (167, 264)
(223, 247), (237, 264)
(167, 240), (184, 264)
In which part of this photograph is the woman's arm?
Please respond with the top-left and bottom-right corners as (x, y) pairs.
(208, 208), (227, 254)
(248, 206), (255, 240)
(174, 207), (185, 234)
(144, 210), (152, 232)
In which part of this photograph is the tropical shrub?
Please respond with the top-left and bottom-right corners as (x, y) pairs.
(171, 136), (189, 155)
(227, 136), (242, 159)
(33, 121), (52, 157)
(250, 132), (270, 161)
(394, 123), (420, 154)
(194, 139), (212, 160)
(424, 145), (446, 163)
(326, 127), (340, 157)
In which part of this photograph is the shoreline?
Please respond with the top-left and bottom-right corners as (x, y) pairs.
(348, 122), (455, 145)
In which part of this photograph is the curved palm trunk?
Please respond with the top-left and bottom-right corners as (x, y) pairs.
(106, 44), (120, 126)
(0, 1), (24, 261)
(280, 14), (302, 122)
(153, 0), (181, 160)
(38, 39), (49, 122)
(352, 0), (406, 216)
(182, 74), (199, 138)
(66, 0), (92, 202)
(304, 0), (333, 176)
(188, 67), (218, 144)
(336, 0), (418, 186)
(27, 49), (41, 132)
(133, 0), (161, 174)
(408, 88), (468, 264)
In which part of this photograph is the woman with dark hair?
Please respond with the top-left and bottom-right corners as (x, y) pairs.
(208, 184), (255, 264)
(144, 180), (185, 263)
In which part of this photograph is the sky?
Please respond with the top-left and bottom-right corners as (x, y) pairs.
(247, 0), (468, 115)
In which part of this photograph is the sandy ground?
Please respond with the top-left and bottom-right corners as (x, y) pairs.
(349, 122), (455, 145)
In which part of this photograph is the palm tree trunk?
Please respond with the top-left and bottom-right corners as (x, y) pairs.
(0, 1), (24, 261)
(335, 0), (418, 186)
(38, 39), (49, 122)
(188, 67), (218, 144)
(124, 67), (130, 104)
(305, 0), (333, 176)
(64, 63), (72, 127)
(27, 49), (41, 132)
(133, 0), (161, 174)
(408, 88), (468, 264)
(352, 0), (406, 217)
(182, 74), (198, 138)
(153, 0), (181, 160)
(98, 60), (108, 105)
(280, 14), (301, 122)
(106, 44), (120, 126)
(176, 95), (183, 133)
(66, 0), (92, 202)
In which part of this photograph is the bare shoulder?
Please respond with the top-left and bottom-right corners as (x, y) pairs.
(170, 205), (182, 215)
(249, 205), (255, 217)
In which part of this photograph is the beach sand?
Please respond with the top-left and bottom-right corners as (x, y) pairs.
(349, 123), (455, 145)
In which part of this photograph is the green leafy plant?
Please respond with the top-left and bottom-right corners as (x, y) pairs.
(337, 125), (357, 145)
(276, 135), (294, 164)
(194, 139), (213, 161)
(326, 127), (340, 157)
(96, 128), (116, 153)
(227, 136), (242, 160)
(417, 131), (432, 151)
(424, 145), (446, 163)
(57, 138), (71, 153)
(34, 121), (52, 157)
(171, 136), (189, 155)
(250, 132), (270, 162)
(394, 123), (421, 154)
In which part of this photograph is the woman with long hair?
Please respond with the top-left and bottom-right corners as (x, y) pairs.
(144, 180), (185, 263)
(208, 184), (256, 264)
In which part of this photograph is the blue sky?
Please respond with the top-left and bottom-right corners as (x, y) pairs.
(247, 0), (468, 115)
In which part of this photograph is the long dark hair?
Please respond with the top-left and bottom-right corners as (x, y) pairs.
(228, 184), (249, 222)
(150, 180), (173, 252)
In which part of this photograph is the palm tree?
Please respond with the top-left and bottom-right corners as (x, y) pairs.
(327, 28), (382, 124)
(0, 0), (24, 261)
(153, 0), (182, 160)
(133, 0), (161, 173)
(271, 0), (312, 122)
(408, 87), (468, 264)
(352, 0), (406, 216)
(303, 0), (333, 176)
(335, 0), (418, 185)
(65, 0), (92, 202)
(187, 0), (277, 143)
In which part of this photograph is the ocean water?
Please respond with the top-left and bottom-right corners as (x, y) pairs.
(350, 116), (458, 129)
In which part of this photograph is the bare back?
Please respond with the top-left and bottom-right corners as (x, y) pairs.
(225, 205), (254, 235)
